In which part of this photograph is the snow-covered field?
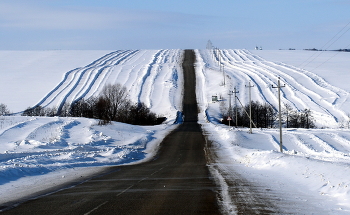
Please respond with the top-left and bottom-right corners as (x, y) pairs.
(0, 50), (113, 113)
(196, 49), (350, 214)
(196, 49), (350, 128)
(251, 50), (350, 92)
(1, 48), (350, 213)
(33, 50), (184, 119)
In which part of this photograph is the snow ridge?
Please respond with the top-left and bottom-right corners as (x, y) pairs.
(197, 49), (349, 128)
(28, 50), (183, 121)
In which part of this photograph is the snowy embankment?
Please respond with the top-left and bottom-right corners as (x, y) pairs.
(0, 50), (183, 205)
(196, 49), (350, 214)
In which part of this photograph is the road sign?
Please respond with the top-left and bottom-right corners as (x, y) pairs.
(227, 116), (232, 121)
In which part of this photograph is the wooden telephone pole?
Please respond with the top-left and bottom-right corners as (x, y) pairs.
(245, 81), (254, 134)
(222, 64), (225, 87)
(233, 87), (239, 127)
(272, 77), (286, 153)
(228, 90), (233, 118)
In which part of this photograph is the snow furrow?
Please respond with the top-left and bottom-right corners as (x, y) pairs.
(228, 50), (334, 115)
(314, 132), (350, 153)
(224, 50), (305, 110)
(71, 50), (140, 103)
(240, 50), (347, 122)
(34, 51), (129, 109)
(148, 49), (183, 112)
(137, 50), (166, 106)
(199, 49), (348, 127)
(34, 51), (126, 108)
(28, 49), (182, 122)
(56, 51), (138, 112)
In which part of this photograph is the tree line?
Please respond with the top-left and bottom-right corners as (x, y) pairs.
(283, 104), (315, 129)
(221, 100), (315, 129)
(22, 83), (163, 125)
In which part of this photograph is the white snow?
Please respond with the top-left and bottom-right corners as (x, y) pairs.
(0, 116), (178, 205)
(251, 50), (350, 92)
(1, 48), (350, 213)
(0, 50), (113, 112)
(196, 49), (350, 214)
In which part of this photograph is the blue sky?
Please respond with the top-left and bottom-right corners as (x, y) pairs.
(0, 0), (349, 50)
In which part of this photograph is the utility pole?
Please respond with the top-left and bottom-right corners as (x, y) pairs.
(222, 63), (225, 87)
(228, 90), (233, 118)
(206, 40), (213, 50)
(212, 47), (216, 61)
(212, 47), (215, 60)
(217, 48), (223, 67)
(216, 48), (220, 66)
(272, 77), (286, 153)
(233, 87), (239, 127)
(245, 81), (254, 134)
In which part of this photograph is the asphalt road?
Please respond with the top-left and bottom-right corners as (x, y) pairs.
(2, 50), (220, 215)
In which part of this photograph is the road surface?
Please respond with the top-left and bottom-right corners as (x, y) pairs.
(2, 50), (220, 214)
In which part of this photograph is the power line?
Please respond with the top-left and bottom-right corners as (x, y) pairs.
(303, 26), (350, 69)
(299, 20), (350, 69)
(235, 95), (258, 129)
(321, 20), (350, 50)
(310, 42), (350, 72)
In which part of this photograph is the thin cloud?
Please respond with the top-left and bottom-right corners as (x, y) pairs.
(0, 2), (130, 30)
(0, 2), (212, 31)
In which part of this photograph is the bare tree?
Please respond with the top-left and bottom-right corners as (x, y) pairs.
(283, 104), (293, 128)
(0, 103), (10, 116)
(100, 83), (129, 121)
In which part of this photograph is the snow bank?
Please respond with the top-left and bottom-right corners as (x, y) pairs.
(203, 124), (350, 214)
(0, 116), (178, 205)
